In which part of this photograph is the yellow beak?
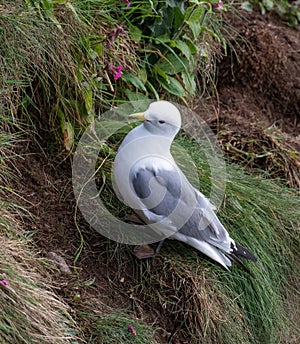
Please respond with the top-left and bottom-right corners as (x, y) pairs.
(128, 112), (145, 121)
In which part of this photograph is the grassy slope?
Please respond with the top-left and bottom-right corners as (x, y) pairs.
(0, 1), (299, 343)
(0, 129), (78, 343)
(94, 133), (299, 343)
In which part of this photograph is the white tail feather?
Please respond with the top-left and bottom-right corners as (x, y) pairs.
(172, 233), (232, 268)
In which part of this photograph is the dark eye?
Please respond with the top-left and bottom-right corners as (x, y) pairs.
(158, 120), (165, 124)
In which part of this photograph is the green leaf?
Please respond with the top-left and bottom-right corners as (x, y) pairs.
(262, 0), (274, 11)
(150, 6), (174, 36)
(154, 34), (171, 44)
(62, 121), (74, 151)
(288, 15), (299, 28)
(88, 49), (98, 60)
(158, 75), (186, 97)
(57, 108), (74, 151)
(181, 71), (196, 95)
(183, 35), (199, 54)
(154, 65), (168, 79)
(173, 6), (185, 31)
(122, 73), (147, 92)
(92, 43), (103, 57)
(138, 69), (148, 84)
(240, 2), (253, 12)
(185, 5), (205, 39)
(156, 54), (188, 75)
(42, 0), (53, 11)
(76, 66), (84, 82)
(170, 39), (193, 60)
(259, 2), (266, 15)
(42, 0), (62, 30)
(82, 82), (94, 115)
(145, 80), (160, 100)
(124, 89), (149, 102)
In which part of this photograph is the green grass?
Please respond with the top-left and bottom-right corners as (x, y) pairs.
(0, 0), (140, 150)
(0, 1), (236, 146)
(0, 120), (79, 343)
(0, 1), (299, 343)
(169, 136), (299, 343)
(1, 113), (297, 343)
(94, 132), (299, 343)
(76, 303), (160, 343)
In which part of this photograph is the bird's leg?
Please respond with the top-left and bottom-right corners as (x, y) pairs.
(154, 239), (165, 255)
(126, 211), (166, 259)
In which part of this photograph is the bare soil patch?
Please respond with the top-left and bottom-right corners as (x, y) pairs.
(195, 10), (300, 187)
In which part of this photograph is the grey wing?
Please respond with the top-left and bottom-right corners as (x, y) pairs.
(131, 164), (232, 252)
(179, 191), (232, 252)
(131, 166), (184, 218)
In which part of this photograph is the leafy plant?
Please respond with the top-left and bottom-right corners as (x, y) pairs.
(241, 0), (300, 27)
(124, 1), (228, 100)
(2, 0), (140, 150)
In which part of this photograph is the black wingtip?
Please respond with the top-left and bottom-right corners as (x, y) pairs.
(231, 242), (258, 262)
(227, 253), (253, 275)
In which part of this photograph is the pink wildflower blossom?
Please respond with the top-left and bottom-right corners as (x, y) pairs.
(112, 65), (123, 80)
(128, 324), (136, 335)
(123, 0), (130, 8)
(208, 1), (223, 11)
(0, 273), (8, 287)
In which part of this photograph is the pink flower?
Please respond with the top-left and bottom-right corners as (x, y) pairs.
(128, 324), (136, 335)
(0, 273), (8, 287)
(123, 0), (130, 8)
(113, 65), (123, 80)
(209, 1), (223, 11)
(108, 64), (123, 81)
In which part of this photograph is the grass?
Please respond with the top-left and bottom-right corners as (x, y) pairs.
(0, 206), (79, 344)
(0, 0), (140, 150)
(0, 1), (299, 343)
(0, 1), (236, 140)
(1, 110), (298, 343)
(92, 132), (299, 343)
(0, 119), (79, 343)
(174, 137), (299, 342)
(75, 301), (160, 343)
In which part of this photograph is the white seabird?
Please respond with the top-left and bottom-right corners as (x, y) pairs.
(113, 101), (257, 270)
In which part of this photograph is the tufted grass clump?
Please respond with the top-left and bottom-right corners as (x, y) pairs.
(76, 301), (160, 344)
(0, 0), (139, 150)
(95, 133), (299, 343)
(0, 208), (79, 344)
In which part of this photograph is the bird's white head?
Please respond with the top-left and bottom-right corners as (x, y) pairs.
(145, 101), (181, 128)
(130, 101), (182, 139)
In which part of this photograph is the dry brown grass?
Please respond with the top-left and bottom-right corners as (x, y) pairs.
(0, 207), (79, 344)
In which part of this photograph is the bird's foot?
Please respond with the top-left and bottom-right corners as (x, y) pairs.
(133, 244), (156, 259)
(133, 240), (165, 259)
